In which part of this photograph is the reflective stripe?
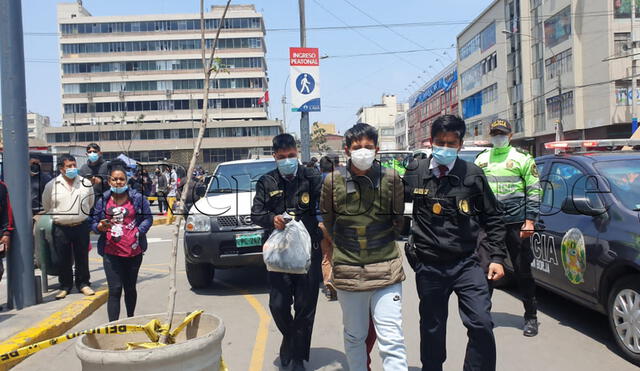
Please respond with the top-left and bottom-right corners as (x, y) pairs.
(495, 192), (525, 201)
(488, 175), (523, 183)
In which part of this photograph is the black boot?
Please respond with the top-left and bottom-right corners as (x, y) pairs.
(291, 360), (306, 371)
(280, 337), (292, 367)
(523, 319), (539, 337)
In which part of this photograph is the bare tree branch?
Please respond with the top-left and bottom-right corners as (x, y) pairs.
(160, 0), (232, 344)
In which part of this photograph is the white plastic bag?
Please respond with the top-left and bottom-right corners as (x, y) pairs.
(263, 219), (311, 274)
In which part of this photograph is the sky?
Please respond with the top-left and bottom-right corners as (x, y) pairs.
(5, 0), (494, 135)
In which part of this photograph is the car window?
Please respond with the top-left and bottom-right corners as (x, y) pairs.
(542, 162), (605, 211)
(594, 159), (640, 211)
(543, 163), (585, 210)
(209, 161), (276, 193)
(535, 161), (546, 178)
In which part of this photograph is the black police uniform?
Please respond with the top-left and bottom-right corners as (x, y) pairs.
(404, 157), (506, 371)
(251, 166), (323, 365)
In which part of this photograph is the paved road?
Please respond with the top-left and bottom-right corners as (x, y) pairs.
(13, 225), (638, 370)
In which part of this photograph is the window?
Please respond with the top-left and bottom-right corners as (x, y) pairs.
(482, 84), (498, 105)
(545, 49), (572, 80)
(462, 91), (482, 119)
(480, 22), (496, 51)
(615, 80), (640, 106)
(614, 0), (640, 19)
(544, 6), (571, 47)
(615, 33), (632, 56)
(546, 91), (574, 119)
(461, 53), (496, 92)
(459, 34), (480, 60)
(62, 38), (263, 55)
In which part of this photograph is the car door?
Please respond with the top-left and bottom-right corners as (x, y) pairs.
(534, 160), (600, 304)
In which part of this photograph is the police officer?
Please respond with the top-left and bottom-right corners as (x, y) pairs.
(252, 133), (323, 371)
(475, 119), (542, 337)
(404, 115), (506, 371)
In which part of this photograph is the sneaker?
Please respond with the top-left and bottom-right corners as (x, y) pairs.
(80, 286), (95, 296)
(55, 290), (68, 300)
(523, 319), (539, 337)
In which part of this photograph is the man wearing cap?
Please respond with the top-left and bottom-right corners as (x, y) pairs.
(475, 118), (542, 337)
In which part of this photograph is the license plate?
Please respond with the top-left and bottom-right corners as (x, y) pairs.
(235, 233), (262, 248)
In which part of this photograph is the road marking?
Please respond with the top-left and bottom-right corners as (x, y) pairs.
(219, 282), (271, 371)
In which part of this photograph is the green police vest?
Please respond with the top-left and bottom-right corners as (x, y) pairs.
(475, 145), (542, 223)
(329, 165), (400, 266)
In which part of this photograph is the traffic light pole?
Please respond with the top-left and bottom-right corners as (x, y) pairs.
(632, 1), (638, 135)
(0, 0), (37, 309)
(298, 0), (310, 163)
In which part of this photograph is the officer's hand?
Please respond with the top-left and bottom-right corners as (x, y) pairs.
(487, 263), (505, 281)
(274, 215), (286, 230)
(520, 219), (535, 239)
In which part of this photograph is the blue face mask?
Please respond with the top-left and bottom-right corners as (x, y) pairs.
(277, 158), (298, 176)
(111, 185), (129, 194)
(65, 168), (78, 179)
(432, 145), (458, 166)
(87, 153), (99, 163)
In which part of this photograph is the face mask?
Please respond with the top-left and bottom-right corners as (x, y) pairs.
(350, 148), (376, 171)
(432, 145), (458, 166)
(30, 164), (40, 174)
(111, 185), (129, 194)
(491, 135), (510, 148)
(277, 158), (298, 176)
(87, 153), (99, 162)
(65, 168), (78, 179)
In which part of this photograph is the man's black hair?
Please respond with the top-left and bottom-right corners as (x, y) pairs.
(344, 123), (378, 148)
(86, 143), (101, 152)
(107, 159), (129, 176)
(319, 155), (338, 173)
(57, 154), (76, 169)
(272, 133), (297, 152)
(430, 115), (466, 141)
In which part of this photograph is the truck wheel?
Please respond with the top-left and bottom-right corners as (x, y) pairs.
(608, 274), (640, 366)
(186, 261), (215, 289)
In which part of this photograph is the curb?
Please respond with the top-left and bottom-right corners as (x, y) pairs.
(152, 216), (174, 226)
(0, 289), (108, 370)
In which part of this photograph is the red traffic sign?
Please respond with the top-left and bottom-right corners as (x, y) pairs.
(290, 47), (319, 66)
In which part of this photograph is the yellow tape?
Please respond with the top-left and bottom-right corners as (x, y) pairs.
(0, 311), (206, 366)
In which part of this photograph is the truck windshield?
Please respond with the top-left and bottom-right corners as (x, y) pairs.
(208, 161), (276, 193)
(594, 159), (640, 211)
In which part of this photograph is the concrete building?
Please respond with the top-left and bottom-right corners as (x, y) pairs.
(0, 112), (50, 141)
(356, 95), (408, 150)
(459, 0), (638, 155)
(406, 63), (459, 149)
(52, 2), (279, 167)
(394, 113), (408, 150)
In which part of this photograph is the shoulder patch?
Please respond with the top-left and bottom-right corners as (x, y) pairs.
(531, 163), (539, 177)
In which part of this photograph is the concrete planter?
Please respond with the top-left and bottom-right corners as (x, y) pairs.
(75, 313), (225, 371)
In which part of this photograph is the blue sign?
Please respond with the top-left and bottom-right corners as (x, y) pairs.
(296, 73), (315, 95)
(412, 70), (458, 108)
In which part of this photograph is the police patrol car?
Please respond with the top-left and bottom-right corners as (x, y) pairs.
(528, 139), (640, 365)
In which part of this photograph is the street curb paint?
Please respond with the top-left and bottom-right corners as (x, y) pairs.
(152, 216), (175, 226)
(0, 289), (108, 370)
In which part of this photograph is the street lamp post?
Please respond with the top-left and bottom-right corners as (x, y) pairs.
(502, 30), (564, 153)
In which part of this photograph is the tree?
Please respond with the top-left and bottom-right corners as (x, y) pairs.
(311, 122), (331, 153)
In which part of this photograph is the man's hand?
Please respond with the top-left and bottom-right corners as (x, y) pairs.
(0, 235), (10, 253)
(92, 176), (102, 186)
(487, 263), (505, 281)
(274, 215), (286, 230)
(520, 219), (535, 239)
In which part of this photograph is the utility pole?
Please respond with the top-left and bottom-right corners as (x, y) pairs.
(632, 0), (638, 136)
(298, 0), (310, 162)
(281, 95), (287, 132)
(0, 0), (36, 309)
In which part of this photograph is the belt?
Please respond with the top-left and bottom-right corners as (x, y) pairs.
(54, 221), (85, 228)
(334, 232), (396, 252)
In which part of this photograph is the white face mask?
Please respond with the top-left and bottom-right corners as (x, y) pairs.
(350, 148), (376, 171)
(491, 135), (510, 148)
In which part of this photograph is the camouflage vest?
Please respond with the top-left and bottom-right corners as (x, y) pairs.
(329, 165), (400, 266)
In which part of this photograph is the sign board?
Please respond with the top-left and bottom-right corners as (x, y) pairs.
(290, 47), (321, 112)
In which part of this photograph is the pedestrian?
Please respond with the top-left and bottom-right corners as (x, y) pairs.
(475, 118), (542, 337)
(128, 170), (144, 193)
(156, 167), (170, 214)
(404, 115), (507, 371)
(91, 160), (153, 321)
(79, 143), (110, 196)
(43, 154), (96, 300)
(252, 133), (323, 371)
(30, 157), (52, 214)
(320, 123), (408, 371)
(0, 181), (14, 285)
(141, 169), (152, 197)
(317, 155), (338, 301)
